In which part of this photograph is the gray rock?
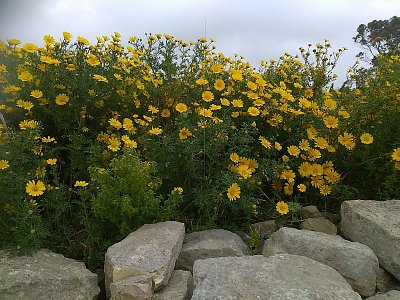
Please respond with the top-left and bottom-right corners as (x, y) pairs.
(300, 205), (323, 219)
(104, 221), (185, 298)
(0, 249), (99, 300)
(175, 229), (249, 272)
(250, 219), (278, 239)
(154, 270), (193, 300)
(192, 254), (362, 300)
(377, 267), (400, 293)
(110, 274), (154, 300)
(263, 227), (379, 296)
(301, 217), (338, 235)
(366, 290), (400, 299)
(341, 200), (400, 281)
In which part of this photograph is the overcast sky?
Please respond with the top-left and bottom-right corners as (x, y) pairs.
(0, 0), (398, 84)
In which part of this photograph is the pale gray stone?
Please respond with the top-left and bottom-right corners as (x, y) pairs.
(110, 274), (154, 300)
(366, 290), (400, 299)
(300, 205), (323, 219)
(301, 217), (338, 235)
(175, 229), (249, 272)
(154, 270), (193, 300)
(341, 200), (400, 281)
(192, 254), (362, 300)
(0, 249), (99, 300)
(104, 221), (185, 298)
(263, 227), (378, 296)
(377, 267), (400, 293)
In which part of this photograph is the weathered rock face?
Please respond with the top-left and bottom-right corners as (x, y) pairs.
(250, 219), (277, 239)
(366, 290), (400, 300)
(192, 254), (362, 300)
(341, 200), (400, 281)
(104, 221), (185, 298)
(154, 270), (193, 300)
(376, 267), (400, 293)
(300, 217), (338, 235)
(0, 249), (99, 300)
(300, 205), (323, 219)
(110, 274), (154, 300)
(263, 227), (379, 296)
(175, 229), (249, 272)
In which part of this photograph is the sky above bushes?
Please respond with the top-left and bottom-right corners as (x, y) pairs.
(0, 0), (398, 84)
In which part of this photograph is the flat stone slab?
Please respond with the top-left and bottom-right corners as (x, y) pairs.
(0, 249), (99, 300)
(154, 270), (193, 300)
(192, 254), (362, 300)
(263, 227), (379, 296)
(175, 229), (249, 272)
(104, 221), (185, 297)
(341, 200), (400, 281)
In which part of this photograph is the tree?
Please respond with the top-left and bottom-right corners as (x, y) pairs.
(353, 16), (400, 62)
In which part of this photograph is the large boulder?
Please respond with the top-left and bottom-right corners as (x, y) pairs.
(110, 274), (154, 300)
(0, 249), (99, 300)
(154, 270), (193, 300)
(263, 227), (379, 296)
(192, 254), (362, 299)
(104, 221), (185, 298)
(341, 200), (400, 281)
(175, 229), (249, 272)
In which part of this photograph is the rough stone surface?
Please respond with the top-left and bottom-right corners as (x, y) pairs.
(250, 219), (278, 239)
(104, 221), (185, 298)
(366, 290), (400, 300)
(110, 274), (153, 300)
(154, 270), (193, 300)
(301, 217), (338, 235)
(175, 229), (249, 272)
(300, 205), (323, 219)
(377, 267), (400, 293)
(341, 200), (400, 281)
(192, 254), (362, 300)
(0, 249), (99, 300)
(263, 227), (379, 296)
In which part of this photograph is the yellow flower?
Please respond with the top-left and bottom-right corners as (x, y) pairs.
(55, 93), (69, 105)
(287, 145), (300, 157)
(276, 201), (289, 215)
(93, 74), (108, 83)
(275, 142), (282, 151)
(0, 159), (10, 170)
(220, 98), (230, 106)
(360, 133), (374, 144)
(196, 78), (208, 85)
(308, 148), (322, 161)
(297, 183), (307, 192)
(232, 99), (243, 108)
(323, 116), (339, 129)
(230, 153), (240, 163)
(43, 35), (55, 45)
(179, 128), (192, 140)
(298, 162), (312, 177)
(109, 118), (122, 129)
(227, 183), (241, 201)
(314, 137), (329, 149)
(231, 69), (243, 81)
(247, 107), (260, 116)
(304, 88), (313, 98)
(23, 43), (38, 53)
(319, 184), (332, 196)
(247, 81), (257, 91)
(323, 98), (337, 110)
(211, 64), (223, 73)
(172, 187), (184, 195)
(148, 127), (163, 135)
(392, 148), (400, 161)
(30, 90), (43, 98)
(77, 36), (90, 45)
(26, 180), (46, 197)
(175, 103), (188, 113)
(161, 109), (171, 117)
(237, 164), (252, 179)
(8, 38), (21, 45)
(18, 71), (34, 82)
(63, 31), (72, 41)
(16, 100), (34, 110)
(338, 132), (356, 150)
(46, 158), (57, 165)
(259, 136), (272, 149)
(299, 139), (310, 151)
(86, 54), (100, 66)
(214, 79), (225, 91)
(107, 137), (121, 151)
(42, 136), (56, 143)
(74, 180), (89, 187)
(311, 175), (324, 188)
(202, 91), (214, 102)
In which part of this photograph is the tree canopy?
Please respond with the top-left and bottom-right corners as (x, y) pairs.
(354, 16), (400, 62)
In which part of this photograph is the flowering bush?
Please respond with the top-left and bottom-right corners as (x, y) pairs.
(0, 33), (398, 268)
